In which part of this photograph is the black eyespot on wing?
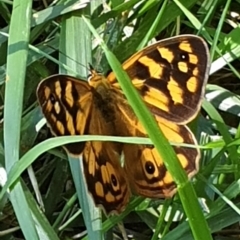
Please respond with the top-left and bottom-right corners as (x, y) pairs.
(145, 161), (155, 175)
(49, 93), (57, 104)
(179, 52), (189, 61)
(111, 174), (118, 187)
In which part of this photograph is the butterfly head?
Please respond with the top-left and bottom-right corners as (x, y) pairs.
(88, 69), (112, 97)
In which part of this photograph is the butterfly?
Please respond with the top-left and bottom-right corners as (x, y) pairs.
(36, 35), (210, 215)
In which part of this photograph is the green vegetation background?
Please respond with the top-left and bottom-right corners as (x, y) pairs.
(1, 0), (240, 240)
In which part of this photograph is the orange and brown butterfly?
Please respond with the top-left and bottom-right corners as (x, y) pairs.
(36, 35), (210, 215)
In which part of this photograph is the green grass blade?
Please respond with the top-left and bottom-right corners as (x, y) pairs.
(59, 6), (102, 239)
(83, 16), (212, 240)
(4, 0), (39, 239)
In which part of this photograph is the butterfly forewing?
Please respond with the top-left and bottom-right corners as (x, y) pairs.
(108, 35), (210, 124)
(37, 75), (93, 155)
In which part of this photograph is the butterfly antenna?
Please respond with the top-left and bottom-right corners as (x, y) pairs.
(88, 63), (94, 71)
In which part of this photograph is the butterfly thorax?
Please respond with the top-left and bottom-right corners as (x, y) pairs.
(87, 70), (119, 125)
(88, 70), (111, 98)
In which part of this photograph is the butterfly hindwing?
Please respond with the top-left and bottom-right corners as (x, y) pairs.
(113, 96), (199, 197)
(81, 97), (131, 214)
(83, 141), (130, 214)
(123, 121), (199, 198)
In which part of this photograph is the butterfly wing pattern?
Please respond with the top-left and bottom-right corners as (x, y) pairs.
(37, 75), (131, 213)
(37, 35), (210, 214)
